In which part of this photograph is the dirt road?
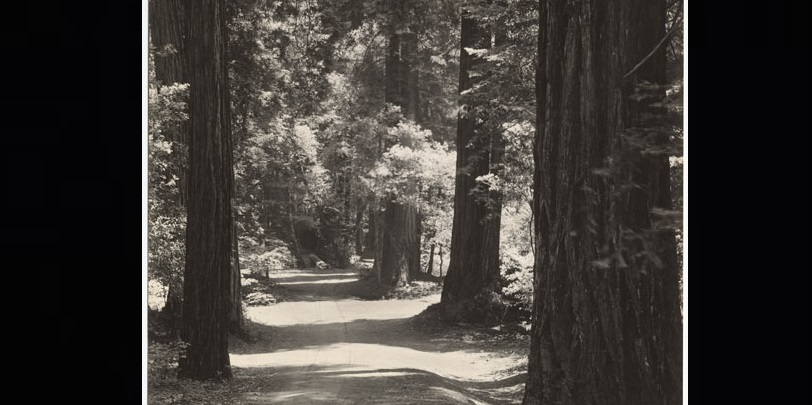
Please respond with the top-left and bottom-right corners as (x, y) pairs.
(228, 268), (528, 404)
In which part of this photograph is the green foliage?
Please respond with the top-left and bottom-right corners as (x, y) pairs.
(148, 340), (242, 403)
(383, 281), (444, 300)
(369, 120), (456, 206)
(316, 78), (457, 260)
(420, 201), (453, 276)
(148, 340), (190, 383)
(243, 239), (296, 276)
(499, 202), (534, 310)
(666, 0), (684, 71)
(588, 80), (684, 272)
(147, 44), (188, 300)
(369, 120), (457, 273)
(460, 0), (538, 211)
(429, 283), (512, 326)
(228, 0), (337, 253)
(241, 268), (294, 306)
(501, 256), (533, 309)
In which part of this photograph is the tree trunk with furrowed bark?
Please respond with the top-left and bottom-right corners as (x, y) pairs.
(177, 0), (234, 381)
(441, 12), (503, 306)
(523, 0), (681, 403)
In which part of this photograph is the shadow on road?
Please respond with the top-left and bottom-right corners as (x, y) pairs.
(265, 268), (385, 302)
(230, 268), (528, 404)
(233, 364), (526, 405)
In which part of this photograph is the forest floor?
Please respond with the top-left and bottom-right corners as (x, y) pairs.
(149, 268), (530, 404)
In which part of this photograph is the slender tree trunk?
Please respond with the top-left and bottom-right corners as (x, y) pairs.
(354, 203), (365, 256)
(228, 220), (242, 333)
(372, 204), (383, 286)
(523, 1), (681, 403)
(178, 0), (233, 381)
(163, 285), (183, 337)
(228, 81), (243, 334)
(438, 244), (444, 278)
(426, 243), (435, 275)
(365, 204), (377, 255)
(408, 209), (422, 280)
(287, 178), (303, 265)
(441, 12), (503, 305)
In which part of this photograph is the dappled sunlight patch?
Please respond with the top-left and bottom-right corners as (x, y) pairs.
(329, 370), (418, 378)
(243, 390), (341, 404)
(148, 279), (167, 311)
(469, 382), (526, 401)
(230, 342), (523, 383)
(277, 278), (358, 285)
(245, 296), (440, 327)
(428, 386), (490, 405)
(272, 272), (358, 279)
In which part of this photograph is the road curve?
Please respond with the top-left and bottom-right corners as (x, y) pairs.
(229, 268), (525, 404)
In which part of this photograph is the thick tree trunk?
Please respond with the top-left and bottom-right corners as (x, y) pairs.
(178, 0), (233, 381)
(379, 201), (418, 287)
(440, 13), (503, 305)
(523, 1), (681, 403)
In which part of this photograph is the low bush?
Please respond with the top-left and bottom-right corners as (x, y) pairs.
(242, 239), (296, 276)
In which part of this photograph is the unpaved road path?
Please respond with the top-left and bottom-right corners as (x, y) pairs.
(228, 268), (528, 404)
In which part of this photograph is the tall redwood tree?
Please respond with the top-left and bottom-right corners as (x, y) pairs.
(523, 0), (682, 403)
(178, 0), (235, 380)
(441, 10), (504, 305)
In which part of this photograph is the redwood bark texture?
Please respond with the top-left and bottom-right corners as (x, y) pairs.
(149, 0), (188, 90)
(441, 13), (503, 304)
(379, 201), (419, 286)
(178, 0), (234, 381)
(523, 0), (681, 403)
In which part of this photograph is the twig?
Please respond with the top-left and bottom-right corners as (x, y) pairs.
(622, 15), (683, 81)
(668, 0), (684, 33)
